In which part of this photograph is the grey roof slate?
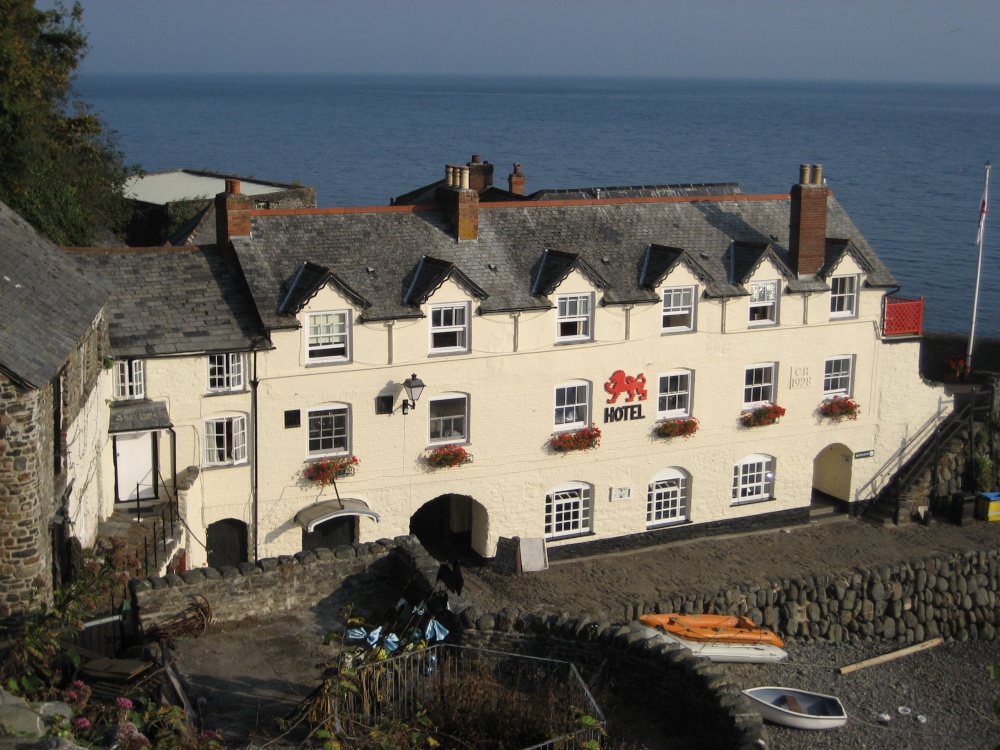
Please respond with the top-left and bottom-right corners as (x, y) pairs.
(403, 256), (488, 306)
(67, 246), (264, 358)
(0, 201), (110, 388)
(238, 187), (898, 331)
(109, 400), (172, 433)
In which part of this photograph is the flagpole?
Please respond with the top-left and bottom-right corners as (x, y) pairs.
(967, 160), (991, 372)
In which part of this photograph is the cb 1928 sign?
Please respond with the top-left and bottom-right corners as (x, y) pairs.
(603, 370), (647, 423)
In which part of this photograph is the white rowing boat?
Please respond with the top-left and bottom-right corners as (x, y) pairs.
(742, 686), (848, 730)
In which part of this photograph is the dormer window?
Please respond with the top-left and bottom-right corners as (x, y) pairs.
(830, 275), (859, 319)
(748, 280), (779, 326)
(306, 311), (350, 363)
(429, 303), (470, 353)
(662, 286), (696, 333)
(556, 293), (592, 342)
(113, 359), (145, 400)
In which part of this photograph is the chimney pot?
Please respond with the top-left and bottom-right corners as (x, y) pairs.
(811, 163), (823, 185)
(460, 167), (470, 190)
(470, 154), (481, 164)
(508, 163), (526, 195)
(225, 178), (241, 194)
(445, 165), (455, 187)
(798, 164), (811, 185)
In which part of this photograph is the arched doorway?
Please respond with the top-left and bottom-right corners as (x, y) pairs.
(206, 519), (249, 568)
(410, 494), (486, 558)
(812, 443), (853, 512)
(293, 498), (380, 552)
(303, 516), (356, 550)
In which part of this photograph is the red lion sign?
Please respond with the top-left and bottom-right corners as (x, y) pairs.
(605, 370), (647, 404)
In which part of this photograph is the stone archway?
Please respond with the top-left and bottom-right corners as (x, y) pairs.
(410, 494), (488, 559)
(812, 443), (853, 508)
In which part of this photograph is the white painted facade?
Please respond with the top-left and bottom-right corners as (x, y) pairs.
(132, 245), (943, 566)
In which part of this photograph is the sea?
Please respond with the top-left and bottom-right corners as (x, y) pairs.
(76, 74), (1000, 336)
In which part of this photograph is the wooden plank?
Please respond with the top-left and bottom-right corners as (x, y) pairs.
(838, 637), (943, 674)
(782, 694), (804, 713)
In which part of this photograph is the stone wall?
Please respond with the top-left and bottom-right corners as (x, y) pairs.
(127, 537), (1000, 749)
(128, 537), (419, 628)
(0, 376), (54, 616)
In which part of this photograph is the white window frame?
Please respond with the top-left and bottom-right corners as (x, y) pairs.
(647, 468), (690, 527)
(554, 381), (589, 431)
(743, 363), (776, 407)
(545, 481), (593, 539)
(748, 280), (779, 326)
(428, 394), (468, 444)
(732, 454), (775, 504)
(307, 405), (350, 457)
(113, 359), (145, 400)
(824, 356), (854, 396)
(556, 293), (593, 343)
(830, 275), (859, 319)
(657, 370), (692, 419)
(203, 415), (248, 467)
(207, 353), (245, 393)
(661, 286), (696, 333)
(305, 310), (350, 363)
(429, 303), (470, 353)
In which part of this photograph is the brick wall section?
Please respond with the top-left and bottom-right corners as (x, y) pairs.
(215, 191), (253, 247)
(434, 186), (479, 241)
(788, 182), (828, 276)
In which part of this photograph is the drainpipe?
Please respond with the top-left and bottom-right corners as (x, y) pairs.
(386, 321), (394, 365)
(251, 348), (259, 561)
(624, 305), (633, 341)
(512, 312), (520, 352)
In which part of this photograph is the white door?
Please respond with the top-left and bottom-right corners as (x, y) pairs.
(115, 432), (156, 502)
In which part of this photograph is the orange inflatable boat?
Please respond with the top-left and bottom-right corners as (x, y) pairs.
(639, 613), (785, 648)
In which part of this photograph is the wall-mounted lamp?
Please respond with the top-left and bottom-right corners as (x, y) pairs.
(400, 373), (425, 415)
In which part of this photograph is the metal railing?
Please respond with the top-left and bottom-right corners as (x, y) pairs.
(338, 645), (605, 749)
(856, 387), (993, 522)
(65, 591), (132, 658)
(134, 471), (181, 576)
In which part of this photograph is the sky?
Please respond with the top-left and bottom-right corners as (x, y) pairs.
(76, 0), (1000, 85)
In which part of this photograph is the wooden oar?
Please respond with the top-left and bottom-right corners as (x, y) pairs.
(838, 637), (943, 675)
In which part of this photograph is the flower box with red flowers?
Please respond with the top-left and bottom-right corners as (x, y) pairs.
(550, 424), (602, 452)
(302, 456), (358, 485)
(740, 403), (786, 428)
(653, 417), (699, 440)
(819, 396), (860, 422)
(425, 444), (472, 468)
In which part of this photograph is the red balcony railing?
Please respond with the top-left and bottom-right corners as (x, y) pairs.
(883, 294), (923, 337)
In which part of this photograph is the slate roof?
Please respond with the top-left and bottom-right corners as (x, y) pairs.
(0, 201), (110, 388)
(109, 400), (172, 433)
(66, 246), (264, 358)
(237, 184), (898, 331)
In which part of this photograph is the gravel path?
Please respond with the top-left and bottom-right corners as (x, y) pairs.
(726, 638), (1000, 750)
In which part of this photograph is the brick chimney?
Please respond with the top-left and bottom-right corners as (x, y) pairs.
(215, 178), (252, 250)
(788, 163), (828, 278)
(435, 164), (479, 241)
(466, 154), (494, 194)
(508, 163), (526, 195)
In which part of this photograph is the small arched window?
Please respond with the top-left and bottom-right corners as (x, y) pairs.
(647, 467), (690, 527)
(732, 454), (775, 504)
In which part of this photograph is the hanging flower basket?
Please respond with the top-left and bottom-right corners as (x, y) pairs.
(653, 417), (699, 440)
(819, 396), (860, 422)
(550, 424), (602, 452)
(740, 404), (786, 428)
(302, 456), (358, 485)
(425, 444), (472, 468)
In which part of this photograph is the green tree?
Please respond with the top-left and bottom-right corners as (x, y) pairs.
(0, 0), (134, 245)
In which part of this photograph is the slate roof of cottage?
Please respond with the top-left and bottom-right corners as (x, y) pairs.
(237, 181), (898, 330)
(66, 246), (264, 358)
(0, 201), (110, 388)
